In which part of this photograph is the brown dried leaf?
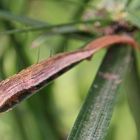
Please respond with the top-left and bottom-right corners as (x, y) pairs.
(0, 35), (139, 113)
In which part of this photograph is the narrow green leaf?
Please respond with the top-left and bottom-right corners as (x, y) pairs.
(68, 46), (133, 140)
(127, 0), (140, 10)
(0, 10), (48, 26)
(126, 11), (140, 28)
(0, 18), (110, 35)
(50, 0), (94, 9)
(125, 55), (140, 139)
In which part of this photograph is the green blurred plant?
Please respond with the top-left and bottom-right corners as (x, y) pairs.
(0, 0), (140, 140)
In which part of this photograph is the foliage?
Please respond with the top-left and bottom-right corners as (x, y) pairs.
(0, 0), (140, 140)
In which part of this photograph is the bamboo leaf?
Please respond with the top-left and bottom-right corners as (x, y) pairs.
(68, 46), (133, 140)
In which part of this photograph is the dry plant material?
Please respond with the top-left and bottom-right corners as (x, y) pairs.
(0, 35), (139, 113)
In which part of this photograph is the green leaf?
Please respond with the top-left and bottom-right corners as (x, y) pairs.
(126, 11), (140, 28)
(50, 0), (94, 9)
(0, 10), (48, 26)
(125, 54), (140, 139)
(127, 0), (140, 10)
(0, 18), (108, 35)
(68, 46), (133, 140)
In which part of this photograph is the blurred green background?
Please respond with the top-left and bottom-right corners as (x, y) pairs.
(0, 0), (140, 140)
